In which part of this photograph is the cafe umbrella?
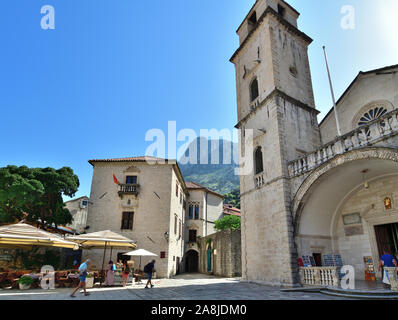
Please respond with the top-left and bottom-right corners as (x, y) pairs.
(66, 230), (136, 285)
(123, 248), (157, 271)
(0, 222), (80, 250)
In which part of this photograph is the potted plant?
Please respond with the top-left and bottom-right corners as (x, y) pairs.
(85, 273), (94, 288)
(18, 275), (34, 290)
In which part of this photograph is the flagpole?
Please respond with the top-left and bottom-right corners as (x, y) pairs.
(323, 46), (342, 137)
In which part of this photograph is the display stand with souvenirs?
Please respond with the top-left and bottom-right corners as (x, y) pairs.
(364, 256), (376, 281)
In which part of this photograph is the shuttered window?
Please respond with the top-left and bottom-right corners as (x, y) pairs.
(189, 230), (197, 242)
(121, 212), (134, 230)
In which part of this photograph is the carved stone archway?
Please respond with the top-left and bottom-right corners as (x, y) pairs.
(292, 147), (398, 234)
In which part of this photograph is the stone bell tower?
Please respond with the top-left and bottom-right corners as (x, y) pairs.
(230, 0), (321, 286)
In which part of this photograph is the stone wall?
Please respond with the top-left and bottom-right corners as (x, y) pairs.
(198, 230), (241, 278)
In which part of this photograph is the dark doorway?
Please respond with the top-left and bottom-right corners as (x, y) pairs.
(185, 250), (199, 273)
(374, 223), (398, 257)
(312, 253), (323, 267)
(117, 252), (131, 264)
(176, 257), (180, 275)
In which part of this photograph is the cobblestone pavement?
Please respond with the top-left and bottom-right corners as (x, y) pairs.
(0, 274), (348, 300)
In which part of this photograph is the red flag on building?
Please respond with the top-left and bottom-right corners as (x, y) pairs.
(113, 174), (120, 185)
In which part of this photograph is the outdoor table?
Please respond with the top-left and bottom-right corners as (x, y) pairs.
(56, 272), (69, 288)
(133, 273), (144, 284)
(0, 273), (7, 288)
(68, 273), (80, 287)
(6, 273), (20, 289)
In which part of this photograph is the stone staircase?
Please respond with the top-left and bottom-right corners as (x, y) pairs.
(282, 285), (398, 299)
(320, 286), (398, 300)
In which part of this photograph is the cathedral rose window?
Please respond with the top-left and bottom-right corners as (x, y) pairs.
(358, 107), (388, 127)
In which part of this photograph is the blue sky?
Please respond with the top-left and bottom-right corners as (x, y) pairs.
(1, 0), (397, 199)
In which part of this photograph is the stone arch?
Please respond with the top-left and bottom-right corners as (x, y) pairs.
(292, 147), (398, 234)
(184, 249), (199, 273)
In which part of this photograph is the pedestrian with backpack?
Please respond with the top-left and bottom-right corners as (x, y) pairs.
(144, 260), (156, 289)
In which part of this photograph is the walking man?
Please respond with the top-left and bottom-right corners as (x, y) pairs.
(379, 250), (397, 289)
(144, 259), (156, 289)
(70, 259), (91, 297)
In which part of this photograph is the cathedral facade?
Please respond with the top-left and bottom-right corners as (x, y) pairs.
(231, 0), (398, 286)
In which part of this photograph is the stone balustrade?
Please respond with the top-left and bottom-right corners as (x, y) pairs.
(299, 267), (339, 287)
(254, 173), (265, 189)
(118, 184), (139, 197)
(384, 267), (398, 291)
(288, 109), (398, 177)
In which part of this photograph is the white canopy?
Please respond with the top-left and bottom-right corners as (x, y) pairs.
(66, 230), (136, 248)
(123, 249), (157, 271)
(123, 249), (157, 257)
(0, 222), (80, 250)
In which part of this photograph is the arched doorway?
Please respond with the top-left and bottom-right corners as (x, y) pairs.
(185, 250), (199, 273)
(292, 148), (398, 280)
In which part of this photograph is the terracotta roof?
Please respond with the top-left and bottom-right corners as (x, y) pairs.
(185, 181), (204, 189)
(64, 196), (89, 204)
(88, 156), (188, 192)
(223, 204), (241, 217)
(185, 181), (224, 198)
(88, 156), (169, 165)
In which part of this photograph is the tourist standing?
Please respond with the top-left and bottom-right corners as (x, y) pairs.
(144, 260), (156, 289)
(379, 250), (397, 288)
(70, 259), (90, 297)
(105, 260), (115, 286)
(73, 259), (79, 270)
(122, 261), (130, 287)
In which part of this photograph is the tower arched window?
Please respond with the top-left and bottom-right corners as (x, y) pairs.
(254, 147), (264, 175)
(250, 78), (259, 102)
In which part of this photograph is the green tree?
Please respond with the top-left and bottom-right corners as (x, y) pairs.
(214, 215), (241, 232)
(0, 165), (79, 228)
(223, 187), (240, 209)
(0, 166), (44, 223)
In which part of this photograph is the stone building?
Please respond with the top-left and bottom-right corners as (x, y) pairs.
(83, 157), (225, 278)
(65, 196), (90, 234)
(84, 156), (187, 278)
(183, 182), (224, 273)
(231, 0), (398, 286)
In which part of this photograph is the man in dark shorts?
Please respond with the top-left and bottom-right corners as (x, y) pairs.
(144, 260), (156, 289)
(70, 259), (91, 297)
